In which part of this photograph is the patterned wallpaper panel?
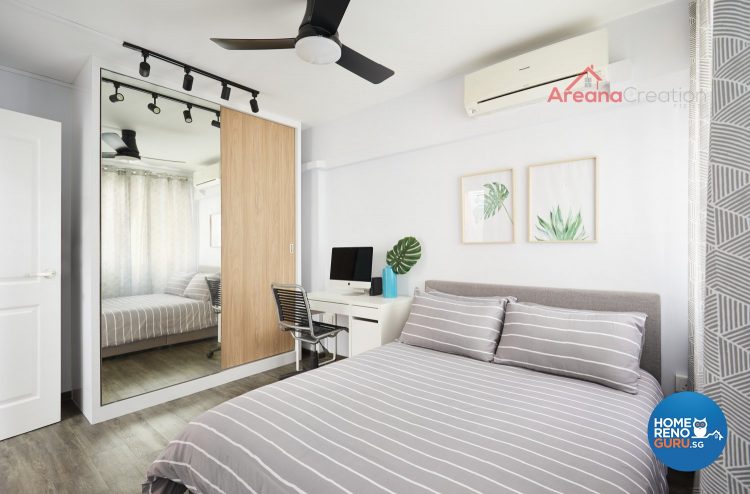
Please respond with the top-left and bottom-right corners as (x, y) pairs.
(703, 0), (750, 492)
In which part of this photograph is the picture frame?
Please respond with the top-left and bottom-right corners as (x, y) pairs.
(461, 167), (515, 243)
(209, 212), (221, 248)
(528, 156), (598, 243)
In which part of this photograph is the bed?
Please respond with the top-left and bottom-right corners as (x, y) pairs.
(101, 293), (218, 358)
(143, 281), (666, 494)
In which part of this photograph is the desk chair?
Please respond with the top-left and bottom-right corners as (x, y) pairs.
(271, 283), (347, 370)
(206, 275), (221, 359)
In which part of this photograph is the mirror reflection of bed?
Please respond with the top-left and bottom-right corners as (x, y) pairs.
(99, 70), (222, 405)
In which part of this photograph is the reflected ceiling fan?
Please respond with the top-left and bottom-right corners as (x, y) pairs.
(101, 130), (186, 165)
(210, 0), (394, 84)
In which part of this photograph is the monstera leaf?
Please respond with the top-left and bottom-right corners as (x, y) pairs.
(386, 236), (422, 275)
(535, 206), (588, 241)
(482, 182), (513, 223)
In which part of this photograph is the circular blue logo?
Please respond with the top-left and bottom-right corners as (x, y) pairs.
(648, 391), (727, 471)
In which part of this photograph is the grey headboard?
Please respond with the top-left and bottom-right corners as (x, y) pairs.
(424, 280), (662, 383)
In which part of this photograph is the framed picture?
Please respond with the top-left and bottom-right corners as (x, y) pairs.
(461, 168), (515, 243)
(528, 156), (598, 243)
(209, 213), (221, 248)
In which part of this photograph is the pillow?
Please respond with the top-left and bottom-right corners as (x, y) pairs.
(398, 289), (512, 361)
(521, 301), (648, 350)
(493, 302), (646, 393)
(163, 272), (196, 296)
(183, 273), (213, 301)
(425, 288), (516, 305)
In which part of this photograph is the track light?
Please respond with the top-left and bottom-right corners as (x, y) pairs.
(147, 94), (161, 114)
(183, 104), (193, 124)
(108, 83), (124, 103)
(220, 82), (231, 101)
(139, 51), (151, 77)
(182, 68), (194, 91)
(211, 112), (221, 128)
(250, 95), (259, 114)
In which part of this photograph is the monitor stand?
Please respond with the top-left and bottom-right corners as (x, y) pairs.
(337, 288), (369, 296)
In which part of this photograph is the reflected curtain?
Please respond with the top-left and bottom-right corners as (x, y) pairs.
(101, 170), (196, 298)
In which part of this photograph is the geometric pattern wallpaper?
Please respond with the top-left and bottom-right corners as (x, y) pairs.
(702, 0), (750, 492)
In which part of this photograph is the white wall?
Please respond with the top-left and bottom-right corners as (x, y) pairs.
(0, 65), (74, 392)
(302, 1), (690, 393)
(195, 184), (221, 269)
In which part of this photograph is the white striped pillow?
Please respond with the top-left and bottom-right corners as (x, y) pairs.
(494, 302), (646, 393)
(183, 273), (212, 301)
(398, 289), (512, 362)
(163, 272), (196, 297)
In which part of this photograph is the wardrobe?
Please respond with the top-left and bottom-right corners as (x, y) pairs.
(71, 59), (300, 424)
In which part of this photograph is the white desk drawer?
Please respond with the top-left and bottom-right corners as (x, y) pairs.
(350, 304), (380, 321)
(308, 299), (350, 316)
(350, 318), (381, 356)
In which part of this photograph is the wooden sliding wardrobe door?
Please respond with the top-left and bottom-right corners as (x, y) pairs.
(221, 108), (296, 369)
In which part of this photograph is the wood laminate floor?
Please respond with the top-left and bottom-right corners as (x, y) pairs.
(101, 339), (221, 404)
(1, 351), (694, 494)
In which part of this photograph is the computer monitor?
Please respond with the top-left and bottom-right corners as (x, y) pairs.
(329, 247), (373, 294)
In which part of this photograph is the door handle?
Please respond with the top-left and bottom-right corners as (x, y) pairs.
(27, 270), (57, 279)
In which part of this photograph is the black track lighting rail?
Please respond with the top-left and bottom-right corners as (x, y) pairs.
(122, 41), (260, 105)
(102, 78), (219, 115)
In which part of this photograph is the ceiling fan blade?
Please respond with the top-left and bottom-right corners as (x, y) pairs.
(101, 132), (128, 153)
(210, 38), (296, 50)
(336, 45), (394, 84)
(101, 152), (116, 159)
(308, 0), (350, 34)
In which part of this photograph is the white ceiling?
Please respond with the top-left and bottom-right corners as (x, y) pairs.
(1, 0), (670, 127)
(101, 70), (220, 171)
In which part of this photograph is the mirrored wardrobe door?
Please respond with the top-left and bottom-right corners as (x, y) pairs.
(99, 69), (222, 404)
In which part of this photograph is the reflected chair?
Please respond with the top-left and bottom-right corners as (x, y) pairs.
(271, 283), (347, 370)
(206, 275), (222, 359)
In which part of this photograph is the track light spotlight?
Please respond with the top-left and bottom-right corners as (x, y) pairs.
(220, 82), (231, 101)
(109, 83), (124, 103)
(183, 104), (193, 124)
(211, 112), (221, 128)
(182, 68), (194, 91)
(139, 51), (151, 77)
(147, 94), (161, 114)
(250, 95), (259, 114)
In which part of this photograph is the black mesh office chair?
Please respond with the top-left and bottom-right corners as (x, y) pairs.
(271, 283), (347, 370)
(206, 275), (221, 359)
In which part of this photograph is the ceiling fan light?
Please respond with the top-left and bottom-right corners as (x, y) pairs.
(295, 36), (341, 65)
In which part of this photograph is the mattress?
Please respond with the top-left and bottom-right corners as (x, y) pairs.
(143, 342), (667, 494)
(101, 294), (217, 348)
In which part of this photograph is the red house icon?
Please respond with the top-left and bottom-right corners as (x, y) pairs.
(566, 65), (603, 90)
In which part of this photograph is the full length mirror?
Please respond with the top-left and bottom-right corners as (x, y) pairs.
(100, 70), (222, 405)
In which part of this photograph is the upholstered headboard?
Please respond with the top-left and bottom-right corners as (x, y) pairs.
(424, 280), (662, 383)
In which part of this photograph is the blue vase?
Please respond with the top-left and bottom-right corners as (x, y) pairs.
(382, 265), (397, 298)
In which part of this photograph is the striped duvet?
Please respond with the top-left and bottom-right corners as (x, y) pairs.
(101, 294), (217, 348)
(143, 342), (667, 494)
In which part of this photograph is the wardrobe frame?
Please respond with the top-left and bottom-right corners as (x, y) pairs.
(71, 56), (301, 424)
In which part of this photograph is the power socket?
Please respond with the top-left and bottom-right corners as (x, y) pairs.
(675, 373), (689, 392)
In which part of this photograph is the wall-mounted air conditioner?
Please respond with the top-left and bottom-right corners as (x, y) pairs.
(194, 163), (220, 190)
(464, 29), (608, 116)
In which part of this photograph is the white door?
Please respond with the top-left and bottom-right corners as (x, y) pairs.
(0, 108), (61, 441)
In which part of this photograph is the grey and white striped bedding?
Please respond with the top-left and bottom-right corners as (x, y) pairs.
(143, 342), (667, 494)
(101, 294), (217, 348)
(495, 302), (646, 393)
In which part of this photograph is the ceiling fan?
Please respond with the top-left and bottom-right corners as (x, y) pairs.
(101, 130), (186, 166)
(210, 0), (394, 84)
